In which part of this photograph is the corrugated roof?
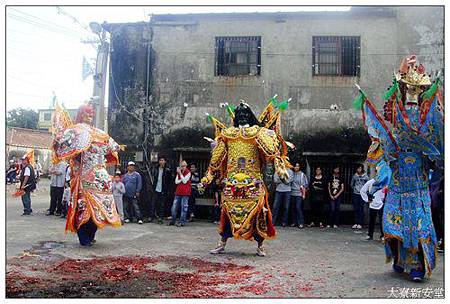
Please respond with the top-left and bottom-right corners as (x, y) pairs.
(6, 127), (52, 150)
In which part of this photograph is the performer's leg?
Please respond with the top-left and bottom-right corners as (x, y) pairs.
(409, 243), (426, 281)
(254, 233), (266, 257)
(77, 219), (97, 246)
(386, 238), (405, 274)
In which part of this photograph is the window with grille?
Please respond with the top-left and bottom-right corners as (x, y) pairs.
(312, 36), (360, 77)
(43, 112), (52, 121)
(215, 36), (261, 76)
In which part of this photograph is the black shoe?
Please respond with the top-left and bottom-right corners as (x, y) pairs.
(167, 222), (175, 226)
(45, 211), (54, 216)
(54, 212), (61, 216)
(176, 222), (185, 227)
(21, 212), (31, 216)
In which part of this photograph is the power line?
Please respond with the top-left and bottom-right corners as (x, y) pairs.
(55, 6), (93, 35)
(7, 13), (82, 39)
(9, 8), (85, 37)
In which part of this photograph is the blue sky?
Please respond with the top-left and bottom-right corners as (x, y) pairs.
(6, 6), (350, 111)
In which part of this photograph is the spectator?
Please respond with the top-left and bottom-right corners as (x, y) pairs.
(6, 160), (17, 184)
(122, 161), (143, 224)
(327, 166), (344, 228)
(360, 175), (385, 241)
(150, 156), (173, 224)
(35, 161), (42, 182)
(290, 162), (308, 229)
(272, 168), (294, 227)
(61, 164), (71, 218)
(112, 173), (125, 223)
(212, 177), (222, 224)
(168, 160), (191, 227)
(46, 161), (67, 216)
(350, 164), (369, 230)
(188, 164), (200, 222)
(308, 166), (326, 228)
(18, 155), (36, 215)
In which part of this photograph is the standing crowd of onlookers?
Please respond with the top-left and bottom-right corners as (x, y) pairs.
(8, 155), (444, 252)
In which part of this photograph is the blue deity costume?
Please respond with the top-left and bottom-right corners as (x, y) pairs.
(353, 56), (444, 281)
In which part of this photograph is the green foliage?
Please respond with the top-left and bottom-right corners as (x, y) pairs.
(7, 108), (39, 129)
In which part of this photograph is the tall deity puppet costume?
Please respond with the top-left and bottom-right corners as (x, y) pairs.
(201, 97), (292, 256)
(353, 56), (444, 281)
(51, 103), (123, 246)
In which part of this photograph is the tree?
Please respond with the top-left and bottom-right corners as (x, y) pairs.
(7, 108), (39, 129)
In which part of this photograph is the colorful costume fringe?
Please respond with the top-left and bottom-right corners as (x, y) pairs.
(202, 97), (292, 241)
(353, 56), (444, 277)
(51, 104), (122, 238)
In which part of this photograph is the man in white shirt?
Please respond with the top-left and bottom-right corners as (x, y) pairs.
(47, 161), (67, 216)
(360, 177), (386, 241)
(19, 155), (36, 215)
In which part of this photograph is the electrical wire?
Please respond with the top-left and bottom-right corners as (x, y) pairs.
(9, 8), (85, 36)
(7, 13), (82, 39)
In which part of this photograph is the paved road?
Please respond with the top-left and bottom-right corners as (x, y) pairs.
(6, 180), (445, 298)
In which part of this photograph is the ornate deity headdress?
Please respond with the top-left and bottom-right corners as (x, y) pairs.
(395, 55), (432, 86)
(75, 103), (95, 124)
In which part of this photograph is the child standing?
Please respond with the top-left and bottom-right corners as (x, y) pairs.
(112, 174), (125, 223)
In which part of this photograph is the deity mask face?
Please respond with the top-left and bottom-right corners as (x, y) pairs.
(75, 104), (95, 125)
(233, 102), (261, 127)
(405, 84), (423, 109)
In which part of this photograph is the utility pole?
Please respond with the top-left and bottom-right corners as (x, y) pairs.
(89, 22), (109, 130)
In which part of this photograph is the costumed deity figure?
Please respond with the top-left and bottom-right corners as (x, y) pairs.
(51, 103), (123, 246)
(353, 56), (444, 281)
(200, 96), (293, 256)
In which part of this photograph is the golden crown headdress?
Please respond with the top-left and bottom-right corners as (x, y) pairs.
(395, 55), (432, 86)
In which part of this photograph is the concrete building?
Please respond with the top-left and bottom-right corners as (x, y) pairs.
(38, 108), (77, 131)
(104, 6), (444, 212)
(6, 127), (53, 174)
